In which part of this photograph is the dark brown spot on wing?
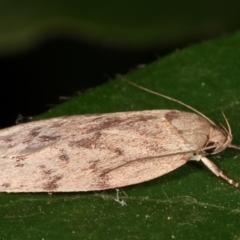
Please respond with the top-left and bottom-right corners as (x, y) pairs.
(89, 160), (100, 172)
(15, 156), (27, 167)
(115, 148), (123, 156)
(15, 163), (24, 167)
(30, 131), (40, 137)
(59, 154), (70, 161)
(29, 127), (42, 137)
(39, 164), (46, 169)
(43, 169), (54, 175)
(1, 183), (10, 188)
(69, 132), (101, 149)
(39, 164), (63, 191)
(165, 111), (180, 122)
(95, 172), (110, 190)
(42, 175), (63, 191)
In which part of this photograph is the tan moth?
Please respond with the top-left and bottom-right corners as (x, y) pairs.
(0, 80), (240, 192)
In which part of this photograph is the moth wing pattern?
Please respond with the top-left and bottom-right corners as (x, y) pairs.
(0, 115), (96, 157)
(0, 110), (212, 192)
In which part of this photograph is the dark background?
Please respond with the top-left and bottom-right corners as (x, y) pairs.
(0, 38), (173, 129)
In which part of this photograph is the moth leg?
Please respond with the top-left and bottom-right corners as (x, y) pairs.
(114, 189), (127, 206)
(199, 156), (240, 188)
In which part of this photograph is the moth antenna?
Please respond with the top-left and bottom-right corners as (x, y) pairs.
(219, 122), (231, 139)
(221, 111), (232, 138)
(120, 77), (216, 126)
(220, 112), (240, 150)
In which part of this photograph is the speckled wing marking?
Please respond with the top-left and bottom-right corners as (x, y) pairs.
(0, 110), (211, 192)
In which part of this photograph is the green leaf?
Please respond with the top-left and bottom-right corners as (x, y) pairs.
(1, 31), (240, 239)
(1, 0), (240, 54)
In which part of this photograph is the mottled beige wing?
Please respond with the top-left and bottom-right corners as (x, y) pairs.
(0, 110), (211, 192)
(0, 115), (94, 157)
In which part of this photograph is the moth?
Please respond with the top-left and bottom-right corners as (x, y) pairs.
(0, 80), (239, 192)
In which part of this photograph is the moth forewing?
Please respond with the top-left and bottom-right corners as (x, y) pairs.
(0, 110), (215, 192)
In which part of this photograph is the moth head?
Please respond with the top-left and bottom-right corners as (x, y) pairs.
(204, 113), (232, 155)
